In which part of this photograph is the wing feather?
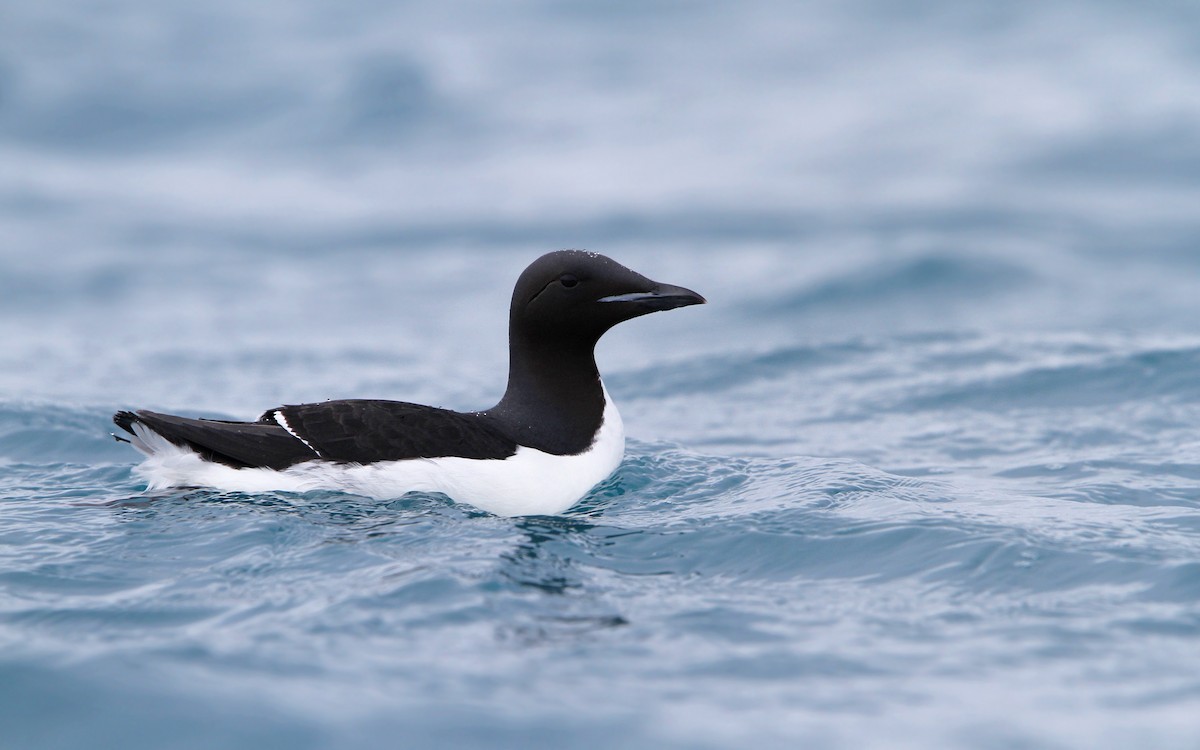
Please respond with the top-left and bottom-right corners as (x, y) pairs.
(274, 400), (516, 462)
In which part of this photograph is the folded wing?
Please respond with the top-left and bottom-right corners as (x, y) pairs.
(113, 409), (318, 469)
(113, 399), (517, 471)
(269, 400), (516, 462)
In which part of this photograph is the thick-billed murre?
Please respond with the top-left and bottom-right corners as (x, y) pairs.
(112, 251), (705, 516)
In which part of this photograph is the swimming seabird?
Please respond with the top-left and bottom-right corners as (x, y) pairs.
(112, 250), (705, 516)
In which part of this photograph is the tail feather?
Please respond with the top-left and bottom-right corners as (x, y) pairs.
(113, 410), (139, 435)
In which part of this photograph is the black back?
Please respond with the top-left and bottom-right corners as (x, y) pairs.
(269, 401), (515, 461)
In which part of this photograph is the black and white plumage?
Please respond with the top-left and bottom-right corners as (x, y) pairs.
(112, 251), (705, 516)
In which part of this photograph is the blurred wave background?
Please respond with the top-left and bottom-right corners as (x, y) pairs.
(4, 0), (1200, 407)
(4, 1), (1200, 261)
(3, 2), (1200, 749)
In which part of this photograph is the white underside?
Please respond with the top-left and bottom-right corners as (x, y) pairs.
(126, 387), (625, 517)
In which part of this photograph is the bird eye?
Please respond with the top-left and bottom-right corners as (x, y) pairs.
(559, 274), (579, 288)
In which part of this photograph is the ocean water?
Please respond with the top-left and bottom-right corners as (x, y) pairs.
(4, 1), (1200, 748)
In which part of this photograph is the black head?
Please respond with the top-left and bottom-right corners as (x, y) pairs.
(510, 250), (706, 344)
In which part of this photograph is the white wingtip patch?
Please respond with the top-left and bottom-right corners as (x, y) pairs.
(273, 410), (321, 457)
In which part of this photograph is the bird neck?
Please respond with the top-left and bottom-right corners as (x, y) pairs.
(488, 329), (607, 455)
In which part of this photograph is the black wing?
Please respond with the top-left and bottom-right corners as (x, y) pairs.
(113, 409), (318, 470)
(267, 400), (517, 463)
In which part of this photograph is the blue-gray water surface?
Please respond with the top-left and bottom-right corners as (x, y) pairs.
(4, 1), (1200, 748)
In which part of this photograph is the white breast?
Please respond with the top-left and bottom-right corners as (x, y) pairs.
(131, 385), (626, 517)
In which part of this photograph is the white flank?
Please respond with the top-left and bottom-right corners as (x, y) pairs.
(128, 386), (626, 517)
